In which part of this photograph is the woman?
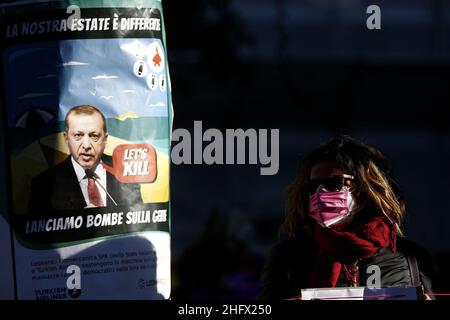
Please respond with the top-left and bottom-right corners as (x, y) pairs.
(259, 135), (436, 300)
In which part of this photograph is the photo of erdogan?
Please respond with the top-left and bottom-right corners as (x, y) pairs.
(27, 105), (143, 213)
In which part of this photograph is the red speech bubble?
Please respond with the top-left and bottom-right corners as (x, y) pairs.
(102, 144), (157, 183)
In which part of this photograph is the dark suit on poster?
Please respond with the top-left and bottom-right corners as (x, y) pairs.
(28, 156), (142, 214)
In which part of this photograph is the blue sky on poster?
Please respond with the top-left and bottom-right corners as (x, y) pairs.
(4, 38), (168, 127)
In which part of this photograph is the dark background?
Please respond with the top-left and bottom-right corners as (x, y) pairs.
(163, 0), (450, 299)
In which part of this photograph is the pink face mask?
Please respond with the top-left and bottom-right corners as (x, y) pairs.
(309, 186), (355, 229)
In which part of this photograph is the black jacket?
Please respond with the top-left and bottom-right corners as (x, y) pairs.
(28, 157), (142, 214)
(259, 236), (436, 300)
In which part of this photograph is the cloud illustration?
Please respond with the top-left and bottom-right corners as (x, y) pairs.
(92, 75), (119, 80)
(100, 96), (114, 100)
(123, 90), (135, 93)
(18, 93), (55, 99)
(150, 102), (166, 107)
(59, 61), (89, 66)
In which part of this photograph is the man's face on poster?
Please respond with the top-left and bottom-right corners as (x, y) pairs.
(64, 112), (108, 170)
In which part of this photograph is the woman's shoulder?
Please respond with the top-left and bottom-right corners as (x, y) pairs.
(367, 237), (435, 270)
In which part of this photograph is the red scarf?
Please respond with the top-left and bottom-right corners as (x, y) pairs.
(308, 216), (396, 288)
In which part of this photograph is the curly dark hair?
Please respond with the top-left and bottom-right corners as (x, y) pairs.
(282, 135), (406, 238)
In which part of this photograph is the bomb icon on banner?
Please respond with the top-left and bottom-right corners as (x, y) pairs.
(147, 73), (158, 90)
(159, 75), (166, 91)
(133, 60), (148, 77)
